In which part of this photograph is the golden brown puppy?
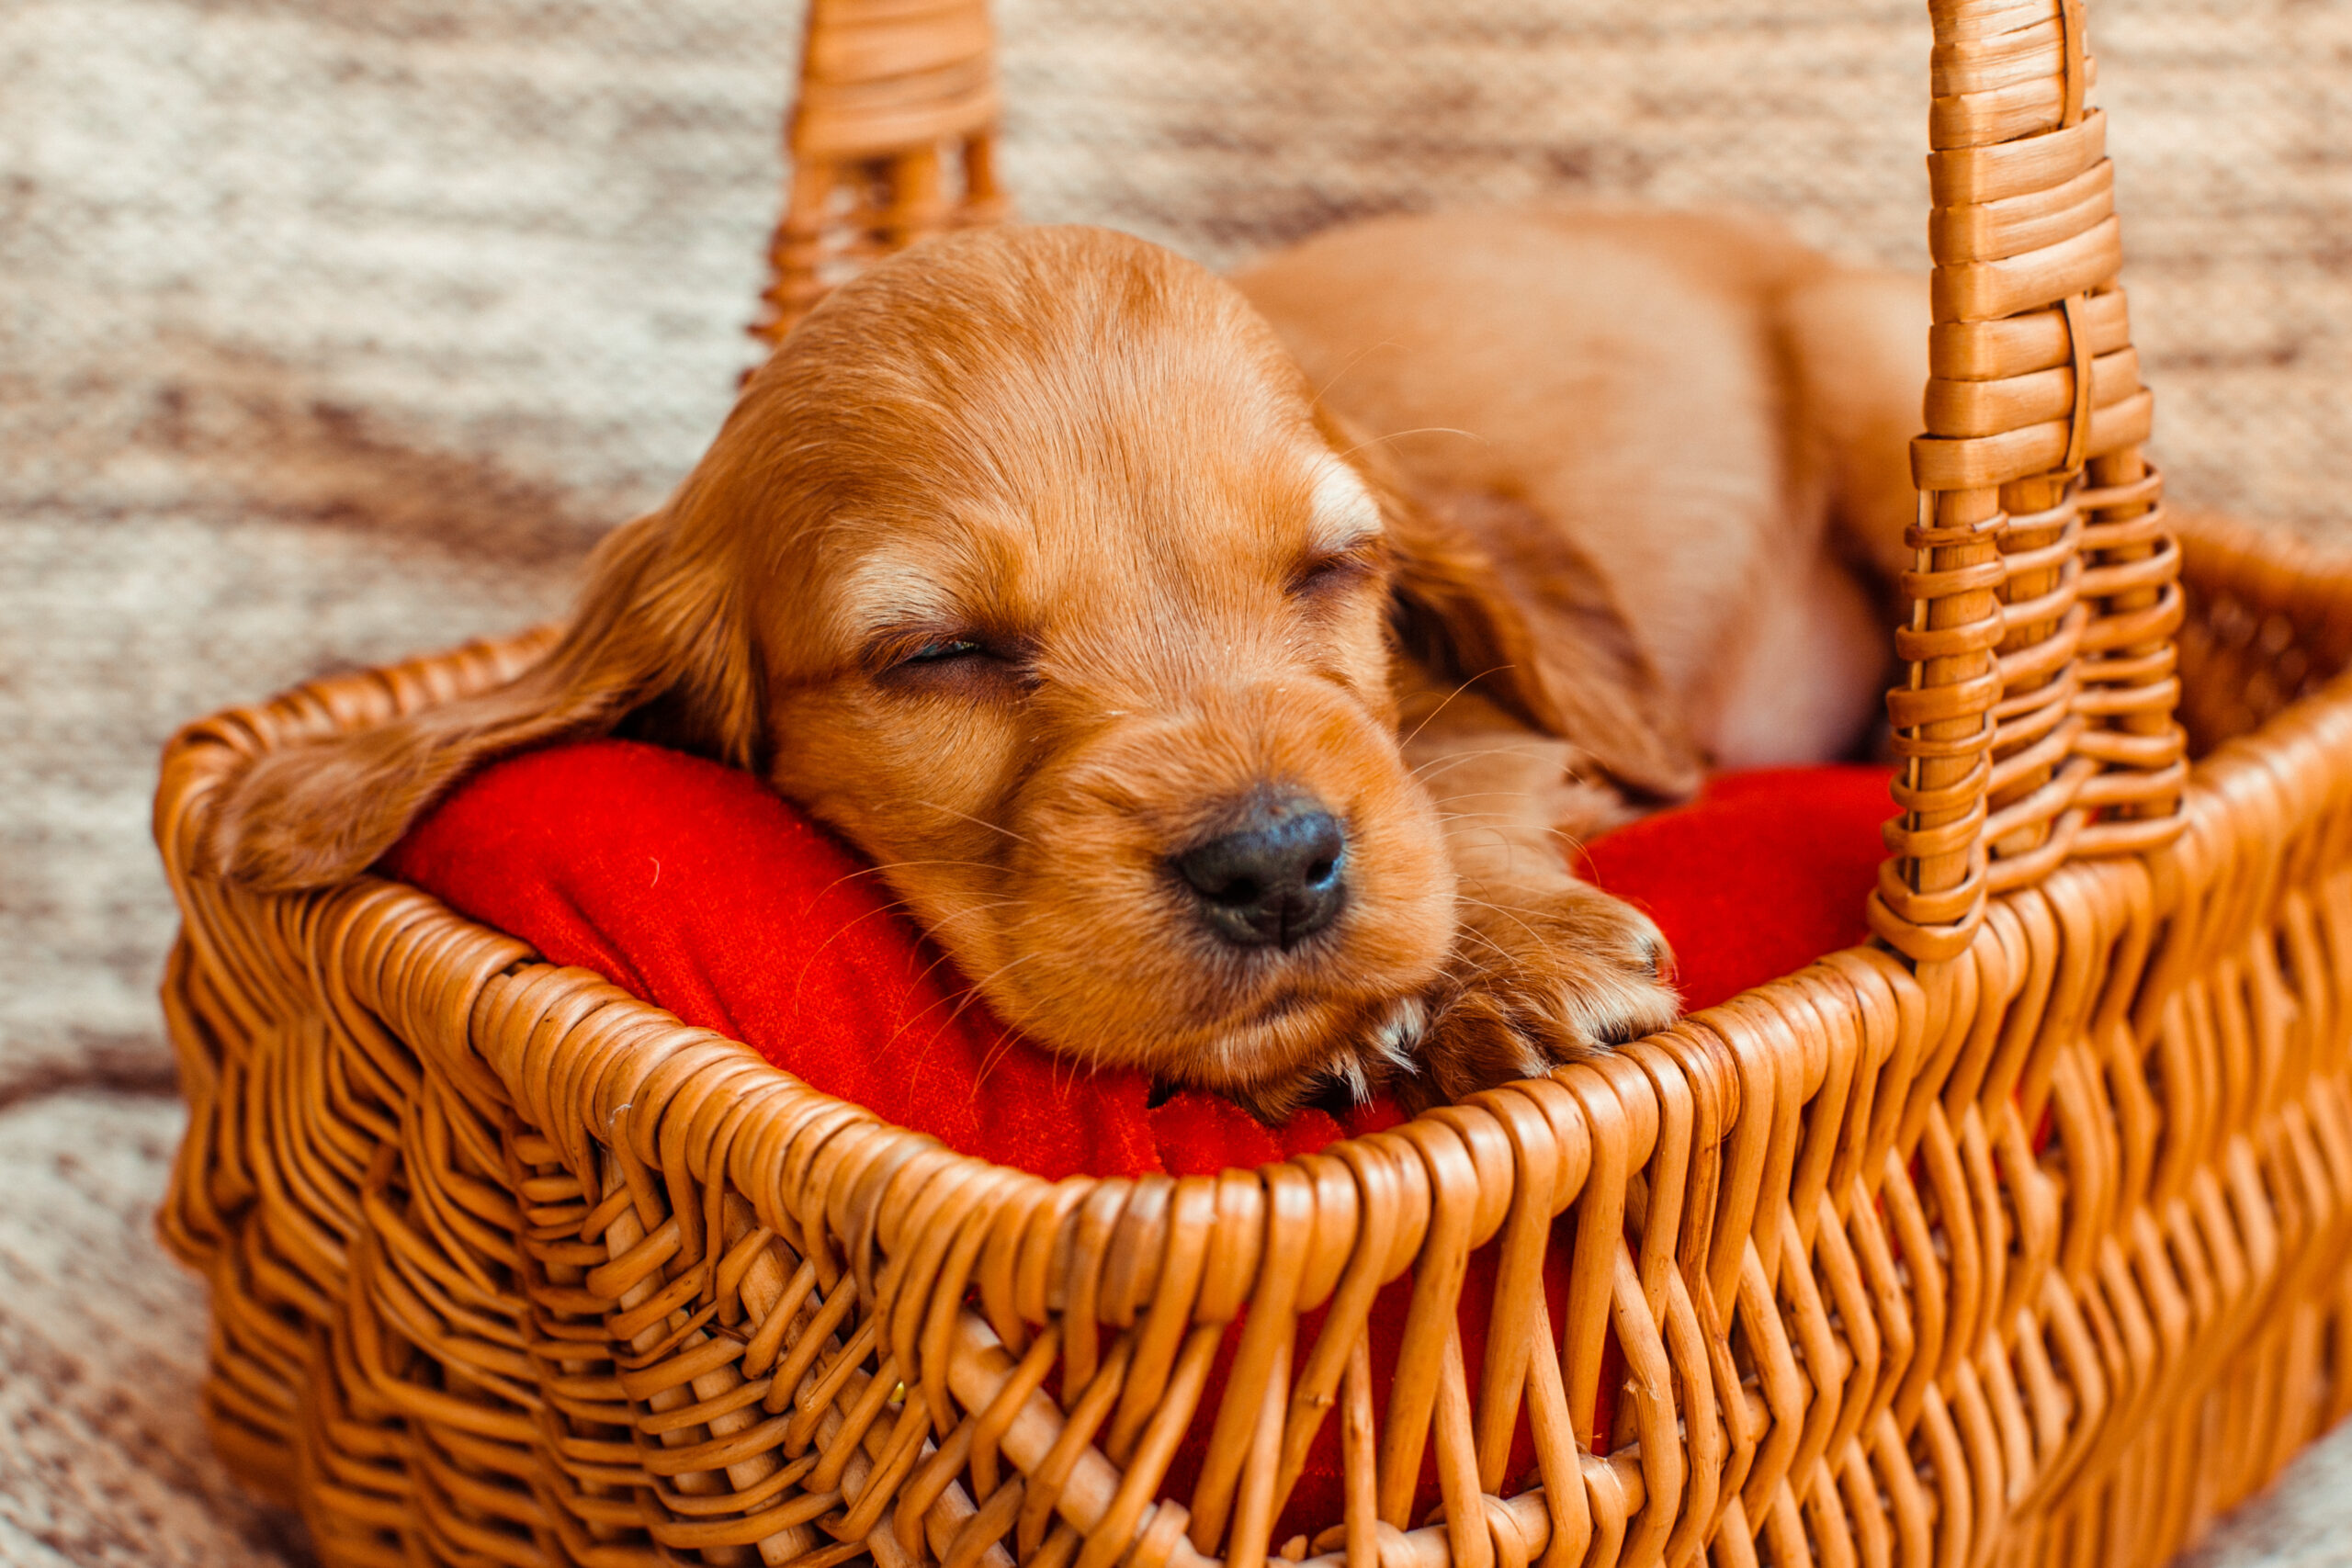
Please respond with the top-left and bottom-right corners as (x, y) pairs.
(205, 214), (1922, 1113)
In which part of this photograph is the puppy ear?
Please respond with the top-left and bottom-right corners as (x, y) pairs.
(1320, 412), (1702, 801)
(203, 508), (763, 891)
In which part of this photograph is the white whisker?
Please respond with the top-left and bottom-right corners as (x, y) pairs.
(1332, 426), (1487, 463)
(913, 800), (1034, 845)
(1397, 666), (1526, 751)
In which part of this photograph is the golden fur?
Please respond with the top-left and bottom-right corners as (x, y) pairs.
(205, 213), (1922, 1114)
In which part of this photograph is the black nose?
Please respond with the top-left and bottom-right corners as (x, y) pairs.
(1171, 796), (1348, 949)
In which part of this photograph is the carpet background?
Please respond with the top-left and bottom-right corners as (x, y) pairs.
(3, 0), (2347, 1559)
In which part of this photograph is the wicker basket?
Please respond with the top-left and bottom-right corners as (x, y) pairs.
(154, 3), (2352, 1566)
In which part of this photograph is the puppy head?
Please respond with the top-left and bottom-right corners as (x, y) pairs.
(728, 226), (1458, 1108)
(208, 226), (1596, 1111)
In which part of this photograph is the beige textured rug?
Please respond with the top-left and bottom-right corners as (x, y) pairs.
(3, 0), (2347, 1560)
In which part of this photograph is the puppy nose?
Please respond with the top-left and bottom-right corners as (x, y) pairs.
(1172, 796), (1348, 949)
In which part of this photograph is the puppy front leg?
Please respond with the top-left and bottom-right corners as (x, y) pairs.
(1396, 683), (1680, 1103)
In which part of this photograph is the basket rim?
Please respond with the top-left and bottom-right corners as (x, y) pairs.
(153, 511), (2352, 1232)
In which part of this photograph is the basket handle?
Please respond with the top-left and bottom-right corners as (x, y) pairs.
(1871, 0), (2188, 962)
(752, 0), (1010, 344)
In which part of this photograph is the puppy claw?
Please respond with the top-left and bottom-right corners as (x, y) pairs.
(1329, 1055), (1372, 1106)
(1315, 993), (1427, 1109)
(1367, 994), (1427, 1077)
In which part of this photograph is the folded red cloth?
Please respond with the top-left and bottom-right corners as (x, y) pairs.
(1574, 762), (1898, 1016)
(382, 739), (1893, 1528)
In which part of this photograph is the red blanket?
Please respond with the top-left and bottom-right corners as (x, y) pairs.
(383, 739), (1893, 1526)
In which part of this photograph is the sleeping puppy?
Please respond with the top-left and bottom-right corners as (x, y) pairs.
(204, 212), (1923, 1115)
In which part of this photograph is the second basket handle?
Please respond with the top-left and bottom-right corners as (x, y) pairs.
(1871, 0), (2188, 963)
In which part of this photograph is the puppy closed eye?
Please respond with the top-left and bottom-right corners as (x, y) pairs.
(1287, 547), (1382, 600)
(873, 631), (1031, 694)
(904, 637), (987, 665)
(1293, 457), (1385, 602)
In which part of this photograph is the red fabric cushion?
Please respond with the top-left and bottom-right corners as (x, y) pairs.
(1576, 764), (1896, 1013)
(381, 739), (1894, 1529)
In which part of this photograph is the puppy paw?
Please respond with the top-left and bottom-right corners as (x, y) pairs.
(1408, 884), (1679, 1105)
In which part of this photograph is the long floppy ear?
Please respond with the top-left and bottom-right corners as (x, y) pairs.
(203, 506), (763, 891)
(1318, 409), (1703, 802)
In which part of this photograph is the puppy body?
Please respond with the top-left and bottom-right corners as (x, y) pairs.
(208, 215), (1921, 1114)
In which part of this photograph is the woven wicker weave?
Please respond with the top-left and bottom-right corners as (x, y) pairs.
(156, 3), (2352, 1566)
